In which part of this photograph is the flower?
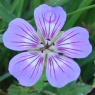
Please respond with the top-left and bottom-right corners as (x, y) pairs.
(3, 4), (92, 88)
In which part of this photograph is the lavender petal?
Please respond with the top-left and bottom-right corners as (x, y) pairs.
(34, 4), (66, 41)
(46, 53), (80, 88)
(55, 27), (92, 58)
(9, 52), (44, 86)
(3, 18), (41, 51)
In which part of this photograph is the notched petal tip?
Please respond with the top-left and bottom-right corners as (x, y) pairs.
(34, 4), (66, 41)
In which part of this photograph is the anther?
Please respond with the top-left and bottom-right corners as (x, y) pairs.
(47, 39), (50, 41)
(45, 43), (49, 49)
(41, 50), (43, 53)
(40, 42), (43, 44)
(53, 43), (55, 45)
(58, 52), (63, 56)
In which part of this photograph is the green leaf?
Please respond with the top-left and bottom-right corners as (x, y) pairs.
(63, 0), (81, 14)
(33, 0), (41, 8)
(10, 0), (20, 13)
(41, 84), (58, 95)
(0, 89), (6, 95)
(35, 72), (46, 93)
(7, 85), (32, 95)
(0, 0), (10, 9)
(92, 61), (95, 88)
(77, 49), (95, 66)
(64, 0), (93, 30)
(81, 61), (94, 82)
(0, 3), (16, 23)
(57, 82), (92, 95)
(67, 4), (95, 16)
(23, 9), (34, 19)
(46, 0), (70, 6)
(15, 0), (24, 17)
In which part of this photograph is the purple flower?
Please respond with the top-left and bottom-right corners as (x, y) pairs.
(3, 4), (92, 88)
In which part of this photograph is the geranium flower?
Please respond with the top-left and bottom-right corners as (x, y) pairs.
(3, 4), (92, 88)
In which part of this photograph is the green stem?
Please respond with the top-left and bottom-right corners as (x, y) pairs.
(0, 73), (11, 82)
(79, 76), (83, 83)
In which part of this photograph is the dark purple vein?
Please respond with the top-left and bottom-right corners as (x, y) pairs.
(61, 33), (79, 43)
(17, 44), (34, 47)
(62, 47), (83, 52)
(57, 56), (73, 64)
(58, 30), (78, 44)
(59, 30), (76, 43)
(16, 55), (39, 64)
(51, 15), (60, 38)
(58, 41), (80, 46)
(48, 58), (52, 78)
(53, 56), (71, 78)
(51, 22), (61, 38)
(42, 13), (48, 38)
(18, 26), (37, 43)
(11, 41), (33, 45)
(18, 54), (37, 59)
(56, 56), (74, 71)
(59, 48), (80, 55)
(15, 33), (36, 43)
(51, 57), (58, 83)
(52, 56), (64, 73)
(22, 23), (38, 41)
(23, 55), (40, 70)
(48, 12), (53, 39)
(30, 57), (42, 79)
(38, 16), (46, 36)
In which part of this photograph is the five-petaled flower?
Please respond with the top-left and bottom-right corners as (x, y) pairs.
(3, 4), (92, 88)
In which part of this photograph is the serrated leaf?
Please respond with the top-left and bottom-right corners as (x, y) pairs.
(7, 85), (32, 95)
(57, 82), (92, 95)
(41, 83), (58, 95)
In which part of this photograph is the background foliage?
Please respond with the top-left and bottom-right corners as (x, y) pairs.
(0, 0), (95, 95)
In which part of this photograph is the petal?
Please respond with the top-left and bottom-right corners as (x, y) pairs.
(46, 53), (80, 88)
(55, 27), (92, 58)
(9, 52), (44, 86)
(3, 18), (41, 51)
(34, 4), (66, 41)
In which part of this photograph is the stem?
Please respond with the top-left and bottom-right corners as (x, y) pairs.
(79, 76), (83, 83)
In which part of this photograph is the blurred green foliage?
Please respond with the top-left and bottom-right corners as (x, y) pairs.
(8, 85), (32, 95)
(0, 0), (95, 95)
